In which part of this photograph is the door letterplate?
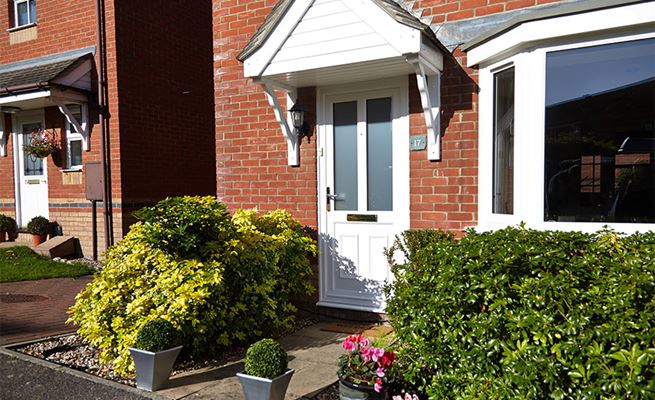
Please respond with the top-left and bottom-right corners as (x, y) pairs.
(347, 214), (378, 222)
(26, 179), (41, 185)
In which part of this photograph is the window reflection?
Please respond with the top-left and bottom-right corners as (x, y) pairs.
(545, 38), (655, 223)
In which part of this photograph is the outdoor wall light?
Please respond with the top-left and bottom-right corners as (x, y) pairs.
(289, 103), (312, 143)
(1, 106), (22, 114)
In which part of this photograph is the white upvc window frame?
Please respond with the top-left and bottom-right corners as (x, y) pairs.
(13, 0), (36, 28)
(478, 29), (655, 234)
(64, 104), (87, 171)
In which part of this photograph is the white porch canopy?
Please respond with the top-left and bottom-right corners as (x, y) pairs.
(0, 47), (95, 156)
(238, 0), (446, 166)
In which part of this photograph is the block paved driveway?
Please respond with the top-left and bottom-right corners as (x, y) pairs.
(0, 276), (93, 345)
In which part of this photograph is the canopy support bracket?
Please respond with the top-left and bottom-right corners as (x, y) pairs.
(258, 79), (300, 167)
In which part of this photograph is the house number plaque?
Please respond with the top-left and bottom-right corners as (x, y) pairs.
(410, 135), (427, 151)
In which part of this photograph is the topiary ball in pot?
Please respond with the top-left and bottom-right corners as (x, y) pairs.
(27, 216), (50, 236)
(244, 338), (288, 379)
(134, 318), (180, 352)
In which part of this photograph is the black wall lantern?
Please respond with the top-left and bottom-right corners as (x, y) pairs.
(289, 103), (312, 143)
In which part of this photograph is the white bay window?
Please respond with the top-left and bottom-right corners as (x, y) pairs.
(471, 1), (655, 233)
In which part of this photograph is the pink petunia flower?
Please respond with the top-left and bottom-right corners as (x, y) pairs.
(342, 339), (355, 352)
(376, 367), (385, 377)
(374, 378), (383, 393)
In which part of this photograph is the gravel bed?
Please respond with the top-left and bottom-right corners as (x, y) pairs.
(313, 381), (339, 400)
(52, 257), (104, 271)
(15, 317), (319, 388)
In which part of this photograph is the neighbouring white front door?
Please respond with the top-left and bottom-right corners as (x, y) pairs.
(16, 118), (49, 227)
(318, 79), (409, 312)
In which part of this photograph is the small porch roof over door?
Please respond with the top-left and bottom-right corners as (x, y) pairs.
(238, 0), (447, 164)
(0, 47), (95, 155)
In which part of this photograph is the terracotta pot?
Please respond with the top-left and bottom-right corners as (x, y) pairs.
(31, 233), (47, 246)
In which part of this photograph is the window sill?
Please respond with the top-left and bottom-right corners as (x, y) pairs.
(7, 22), (36, 33)
(61, 167), (83, 173)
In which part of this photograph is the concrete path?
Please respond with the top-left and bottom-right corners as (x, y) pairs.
(160, 323), (348, 399)
(0, 276), (92, 345)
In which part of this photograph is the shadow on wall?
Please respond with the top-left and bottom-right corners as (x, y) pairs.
(410, 51), (479, 137)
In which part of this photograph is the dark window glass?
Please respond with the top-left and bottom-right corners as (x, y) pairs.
(493, 67), (515, 214)
(70, 140), (83, 167)
(545, 38), (655, 223)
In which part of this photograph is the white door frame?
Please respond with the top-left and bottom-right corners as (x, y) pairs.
(12, 109), (48, 227)
(316, 76), (410, 312)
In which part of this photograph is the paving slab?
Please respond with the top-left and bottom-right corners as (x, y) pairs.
(159, 323), (349, 400)
(0, 276), (92, 345)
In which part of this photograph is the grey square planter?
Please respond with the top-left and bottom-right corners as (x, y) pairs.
(237, 368), (295, 400)
(129, 345), (183, 391)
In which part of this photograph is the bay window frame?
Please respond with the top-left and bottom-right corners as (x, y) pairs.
(478, 30), (655, 234)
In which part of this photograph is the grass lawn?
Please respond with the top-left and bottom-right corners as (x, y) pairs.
(0, 246), (95, 283)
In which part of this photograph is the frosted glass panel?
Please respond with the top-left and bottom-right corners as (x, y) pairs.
(367, 97), (392, 211)
(334, 101), (358, 211)
(23, 123), (43, 176)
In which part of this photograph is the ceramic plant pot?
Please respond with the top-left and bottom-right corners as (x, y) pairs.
(129, 345), (183, 391)
(237, 368), (295, 400)
(339, 378), (385, 400)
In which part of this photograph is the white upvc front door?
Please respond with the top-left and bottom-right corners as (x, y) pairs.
(318, 78), (409, 312)
(15, 113), (49, 227)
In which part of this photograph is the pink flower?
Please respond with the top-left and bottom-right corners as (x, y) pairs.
(374, 378), (383, 392)
(371, 347), (385, 362)
(376, 367), (385, 377)
(361, 347), (372, 362)
(342, 339), (355, 352)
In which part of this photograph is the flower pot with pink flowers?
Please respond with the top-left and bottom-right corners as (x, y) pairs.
(337, 335), (396, 400)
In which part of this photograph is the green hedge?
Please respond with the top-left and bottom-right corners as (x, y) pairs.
(69, 196), (316, 375)
(385, 226), (655, 399)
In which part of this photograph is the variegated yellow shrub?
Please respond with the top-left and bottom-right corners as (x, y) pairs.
(68, 197), (316, 375)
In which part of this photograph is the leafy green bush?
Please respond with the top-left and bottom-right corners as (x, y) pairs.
(69, 196), (316, 375)
(132, 196), (233, 258)
(0, 214), (15, 233)
(244, 338), (288, 379)
(27, 216), (49, 236)
(134, 318), (180, 352)
(385, 226), (655, 399)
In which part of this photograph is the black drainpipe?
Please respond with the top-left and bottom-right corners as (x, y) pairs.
(95, 0), (113, 250)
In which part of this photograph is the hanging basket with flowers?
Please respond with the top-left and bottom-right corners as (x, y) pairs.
(22, 129), (60, 158)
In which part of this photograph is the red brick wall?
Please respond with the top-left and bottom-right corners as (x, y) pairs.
(113, 0), (216, 216)
(212, 0), (564, 232)
(413, 0), (562, 23)
(214, 0), (318, 227)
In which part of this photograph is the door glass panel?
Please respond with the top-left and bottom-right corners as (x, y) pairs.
(333, 101), (358, 210)
(23, 123), (43, 176)
(367, 97), (393, 211)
